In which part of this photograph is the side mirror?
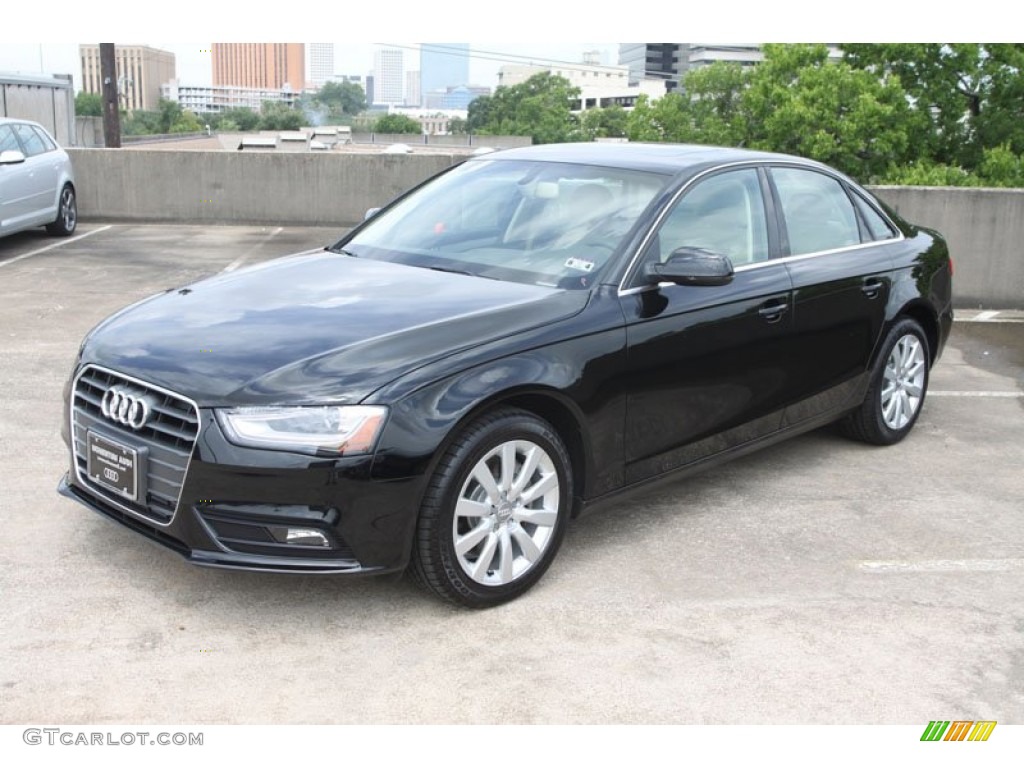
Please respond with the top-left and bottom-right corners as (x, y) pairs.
(363, 207), (381, 221)
(0, 149), (26, 165)
(644, 247), (734, 287)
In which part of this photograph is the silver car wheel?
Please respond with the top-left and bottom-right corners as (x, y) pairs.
(881, 333), (926, 430)
(60, 187), (76, 231)
(452, 439), (560, 586)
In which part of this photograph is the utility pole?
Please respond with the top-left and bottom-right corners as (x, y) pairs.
(99, 43), (121, 148)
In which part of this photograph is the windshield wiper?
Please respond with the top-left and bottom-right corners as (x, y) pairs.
(326, 245), (360, 257)
(427, 265), (476, 277)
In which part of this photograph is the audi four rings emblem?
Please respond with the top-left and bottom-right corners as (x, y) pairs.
(101, 386), (154, 430)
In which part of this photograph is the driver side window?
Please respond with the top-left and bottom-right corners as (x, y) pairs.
(646, 168), (769, 268)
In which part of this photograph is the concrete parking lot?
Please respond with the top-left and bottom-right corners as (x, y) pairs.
(1, 224), (1021, 724)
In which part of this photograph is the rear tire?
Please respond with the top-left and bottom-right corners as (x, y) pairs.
(840, 318), (930, 445)
(410, 408), (572, 608)
(46, 184), (77, 236)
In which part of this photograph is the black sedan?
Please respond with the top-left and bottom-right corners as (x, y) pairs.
(59, 143), (953, 607)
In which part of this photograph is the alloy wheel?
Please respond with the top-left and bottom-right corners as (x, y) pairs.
(881, 333), (926, 430)
(452, 439), (560, 586)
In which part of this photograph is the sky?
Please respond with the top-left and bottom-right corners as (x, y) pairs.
(0, 2), (1005, 93)
(0, 43), (620, 91)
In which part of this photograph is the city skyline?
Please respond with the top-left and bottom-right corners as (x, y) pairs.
(0, 43), (618, 94)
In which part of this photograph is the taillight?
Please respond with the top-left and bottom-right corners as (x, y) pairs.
(949, 256), (954, 277)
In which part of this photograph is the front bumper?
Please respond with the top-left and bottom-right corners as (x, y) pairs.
(60, 403), (426, 575)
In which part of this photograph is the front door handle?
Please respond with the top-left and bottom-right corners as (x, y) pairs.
(758, 301), (788, 323)
(861, 278), (883, 299)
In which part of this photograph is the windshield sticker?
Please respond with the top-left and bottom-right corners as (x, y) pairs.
(564, 257), (595, 272)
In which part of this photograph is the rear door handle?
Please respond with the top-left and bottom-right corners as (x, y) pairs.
(861, 278), (883, 299)
(758, 301), (788, 323)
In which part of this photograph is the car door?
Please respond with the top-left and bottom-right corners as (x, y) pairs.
(9, 123), (60, 225)
(618, 166), (797, 485)
(767, 165), (896, 426)
(0, 124), (36, 232)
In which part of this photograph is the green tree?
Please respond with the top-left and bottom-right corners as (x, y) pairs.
(170, 110), (203, 133)
(75, 91), (102, 117)
(844, 43), (1024, 169)
(122, 110), (161, 136)
(477, 72), (580, 144)
(743, 44), (913, 179)
(579, 105), (628, 140)
(259, 102), (303, 131)
(373, 114), (422, 134)
(682, 62), (748, 146)
(625, 92), (691, 142)
(156, 98), (184, 133)
(216, 107), (260, 131)
(978, 144), (1024, 186)
(317, 81), (366, 116)
(467, 95), (492, 133)
(448, 117), (467, 135)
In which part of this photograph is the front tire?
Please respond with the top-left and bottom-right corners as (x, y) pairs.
(47, 184), (77, 236)
(841, 318), (930, 445)
(410, 408), (572, 608)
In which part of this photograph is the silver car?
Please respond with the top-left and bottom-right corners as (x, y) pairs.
(0, 117), (76, 238)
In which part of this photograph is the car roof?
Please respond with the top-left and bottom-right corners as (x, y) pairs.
(0, 116), (43, 127)
(476, 142), (831, 176)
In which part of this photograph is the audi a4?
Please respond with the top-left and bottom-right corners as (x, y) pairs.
(59, 143), (953, 607)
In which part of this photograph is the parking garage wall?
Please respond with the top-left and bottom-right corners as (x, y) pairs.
(872, 186), (1024, 309)
(64, 148), (1024, 308)
(67, 148), (462, 229)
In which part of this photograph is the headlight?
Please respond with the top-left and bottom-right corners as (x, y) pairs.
(216, 405), (388, 456)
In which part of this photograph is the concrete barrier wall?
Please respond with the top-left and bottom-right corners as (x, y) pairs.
(870, 186), (1024, 309)
(67, 148), (462, 227)
(63, 149), (1023, 307)
(351, 133), (532, 148)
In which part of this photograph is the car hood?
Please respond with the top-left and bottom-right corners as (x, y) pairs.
(80, 252), (589, 405)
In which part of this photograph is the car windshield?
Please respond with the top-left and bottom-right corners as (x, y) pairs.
(335, 159), (670, 289)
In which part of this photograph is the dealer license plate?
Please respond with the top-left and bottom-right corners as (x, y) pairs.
(86, 431), (140, 502)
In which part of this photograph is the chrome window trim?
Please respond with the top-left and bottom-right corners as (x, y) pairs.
(616, 160), (906, 297)
(69, 363), (202, 529)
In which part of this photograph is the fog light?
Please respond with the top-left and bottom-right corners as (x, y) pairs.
(269, 527), (331, 547)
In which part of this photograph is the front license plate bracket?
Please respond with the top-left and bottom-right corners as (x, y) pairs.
(86, 430), (148, 503)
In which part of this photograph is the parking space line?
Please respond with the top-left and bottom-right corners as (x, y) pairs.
(859, 559), (1024, 573)
(955, 311), (1024, 323)
(929, 391), (1022, 397)
(222, 226), (284, 273)
(0, 225), (113, 269)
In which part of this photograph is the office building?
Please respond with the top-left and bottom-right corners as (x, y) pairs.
(372, 48), (404, 105)
(405, 70), (421, 107)
(686, 44), (764, 69)
(424, 84), (490, 110)
(80, 44), (176, 112)
(161, 80), (299, 113)
(212, 43), (305, 91)
(498, 59), (665, 112)
(308, 43), (334, 88)
(618, 44), (686, 88)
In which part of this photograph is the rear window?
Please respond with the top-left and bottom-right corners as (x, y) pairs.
(851, 191), (899, 241)
(32, 126), (57, 153)
(772, 167), (861, 256)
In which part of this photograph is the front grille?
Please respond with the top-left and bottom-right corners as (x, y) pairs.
(71, 365), (199, 524)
